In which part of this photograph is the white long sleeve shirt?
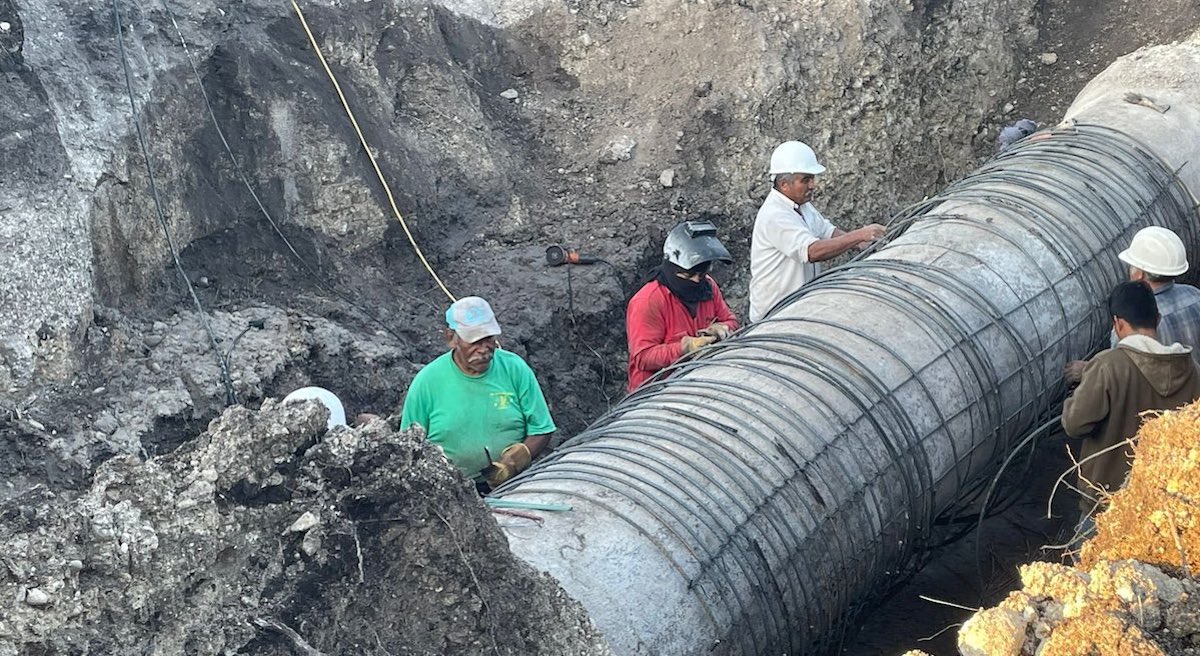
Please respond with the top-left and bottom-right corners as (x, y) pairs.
(748, 189), (837, 321)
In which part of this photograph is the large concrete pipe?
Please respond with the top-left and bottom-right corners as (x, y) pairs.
(494, 37), (1200, 655)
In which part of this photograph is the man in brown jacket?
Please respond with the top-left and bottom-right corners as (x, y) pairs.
(1062, 281), (1200, 522)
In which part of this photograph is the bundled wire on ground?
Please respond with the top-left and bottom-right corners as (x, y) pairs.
(110, 0), (237, 405)
(493, 123), (1198, 655)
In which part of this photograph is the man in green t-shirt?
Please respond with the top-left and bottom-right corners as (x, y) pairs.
(401, 296), (556, 491)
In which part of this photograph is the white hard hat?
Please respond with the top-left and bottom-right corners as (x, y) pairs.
(1118, 226), (1189, 277)
(768, 141), (826, 177)
(282, 386), (347, 429)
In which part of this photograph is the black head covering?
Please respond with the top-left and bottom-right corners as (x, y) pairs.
(655, 261), (713, 317)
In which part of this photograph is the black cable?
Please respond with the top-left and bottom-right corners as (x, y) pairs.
(111, 0), (237, 406)
(155, 0), (413, 343)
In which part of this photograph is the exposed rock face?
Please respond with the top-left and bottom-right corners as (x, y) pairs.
(2, 0), (1034, 422)
(0, 400), (611, 655)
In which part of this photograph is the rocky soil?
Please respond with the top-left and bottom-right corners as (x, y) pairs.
(1, 0), (1038, 447)
(904, 402), (1200, 656)
(0, 399), (610, 655)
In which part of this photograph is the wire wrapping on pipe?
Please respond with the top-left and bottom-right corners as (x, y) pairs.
(495, 123), (1199, 655)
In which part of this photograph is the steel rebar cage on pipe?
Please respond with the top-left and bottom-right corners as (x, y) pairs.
(494, 42), (1200, 656)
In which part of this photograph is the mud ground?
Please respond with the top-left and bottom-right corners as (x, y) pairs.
(840, 432), (1078, 655)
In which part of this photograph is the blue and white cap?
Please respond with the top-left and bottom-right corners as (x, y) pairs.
(446, 296), (502, 343)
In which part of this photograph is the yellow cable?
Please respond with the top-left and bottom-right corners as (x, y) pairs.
(289, 0), (456, 303)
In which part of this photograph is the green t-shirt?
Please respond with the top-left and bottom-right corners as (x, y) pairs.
(400, 349), (556, 479)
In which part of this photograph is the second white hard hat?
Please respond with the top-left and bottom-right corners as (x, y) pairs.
(283, 386), (347, 429)
(768, 141), (826, 177)
(1119, 226), (1189, 277)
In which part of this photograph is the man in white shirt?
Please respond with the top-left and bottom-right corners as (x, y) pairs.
(748, 141), (886, 321)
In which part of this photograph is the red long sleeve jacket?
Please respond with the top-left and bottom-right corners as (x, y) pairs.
(625, 278), (740, 393)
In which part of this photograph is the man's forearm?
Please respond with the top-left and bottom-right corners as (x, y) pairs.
(524, 433), (551, 458)
(807, 232), (862, 262)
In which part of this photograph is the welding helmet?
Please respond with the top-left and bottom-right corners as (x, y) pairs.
(663, 221), (733, 271)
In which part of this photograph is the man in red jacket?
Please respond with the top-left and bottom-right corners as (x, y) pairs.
(626, 221), (740, 392)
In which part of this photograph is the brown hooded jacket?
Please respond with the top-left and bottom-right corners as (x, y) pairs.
(1062, 334), (1200, 512)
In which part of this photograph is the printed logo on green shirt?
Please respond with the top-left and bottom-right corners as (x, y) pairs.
(491, 392), (515, 410)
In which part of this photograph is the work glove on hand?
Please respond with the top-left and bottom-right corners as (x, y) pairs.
(680, 334), (717, 354)
(482, 442), (533, 489)
(699, 322), (733, 341)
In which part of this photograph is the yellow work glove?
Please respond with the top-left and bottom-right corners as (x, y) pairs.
(680, 334), (717, 355)
(699, 322), (733, 341)
(482, 442), (532, 489)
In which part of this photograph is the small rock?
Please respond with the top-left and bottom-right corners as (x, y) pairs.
(27, 419), (45, 432)
(579, 32), (592, 47)
(152, 321), (168, 332)
(94, 413), (119, 435)
(958, 606), (1027, 656)
(659, 169), (676, 188)
(599, 135), (637, 164)
(24, 588), (50, 607)
(1039, 52), (1058, 65)
(67, 560), (84, 573)
(1002, 102), (1014, 114)
(144, 334), (163, 348)
(196, 276), (210, 288)
(301, 531), (322, 557)
(0, 22), (10, 33)
(499, 88), (519, 100)
(284, 511), (320, 535)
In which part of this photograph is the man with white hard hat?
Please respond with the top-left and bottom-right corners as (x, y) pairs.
(1065, 226), (1200, 383)
(401, 296), (556, 492)
(748, 141), (887, 321)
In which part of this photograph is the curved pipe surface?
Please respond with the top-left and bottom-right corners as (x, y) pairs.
(496, 38), (1200, 655)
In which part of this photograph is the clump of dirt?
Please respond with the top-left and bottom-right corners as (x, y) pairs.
(0, 399), (610, 655)
(1082, 403), (1200, 572)
(904, 402), (1200, 656)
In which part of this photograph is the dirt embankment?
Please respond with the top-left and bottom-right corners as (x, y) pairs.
(1, 0), (1037, 459)
(906, 402), (1200, 656)
(0, 400), (610, 655)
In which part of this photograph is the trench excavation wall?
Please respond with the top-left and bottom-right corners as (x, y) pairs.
(493, 39), (1200, 656)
